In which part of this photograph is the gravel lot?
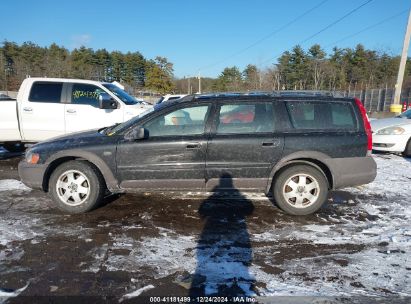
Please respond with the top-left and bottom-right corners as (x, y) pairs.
(0, 148), (410, 303)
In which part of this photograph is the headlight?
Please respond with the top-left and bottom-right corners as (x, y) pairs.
(376, 126), (405, 135)
(25, 151), (40, 164)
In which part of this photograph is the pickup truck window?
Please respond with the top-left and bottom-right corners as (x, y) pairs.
(71, 84), (104, 107)
(102, 83), (139, 105)
(29, 82), (63, 103)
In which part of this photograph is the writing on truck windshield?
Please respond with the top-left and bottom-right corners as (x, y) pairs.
(102, 83), (140, 105)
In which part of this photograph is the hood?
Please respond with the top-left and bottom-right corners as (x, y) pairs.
(370, 117), (411, 132)
(125, 103), (153, 117)
(30, 129), (107, 152)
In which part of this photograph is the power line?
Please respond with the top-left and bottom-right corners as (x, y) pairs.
(325, 8), (409, 48)
(260, 0), (374, 66)
(300, 0), (374, 44)
(196, 0), (329, 73)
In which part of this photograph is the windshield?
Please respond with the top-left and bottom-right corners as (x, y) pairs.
(102, 83), (140, 105)
(398, 109), (411, 119)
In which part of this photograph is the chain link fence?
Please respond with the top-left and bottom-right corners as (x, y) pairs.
(335, 87), (411, 113)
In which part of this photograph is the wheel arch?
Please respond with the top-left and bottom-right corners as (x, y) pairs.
(266, 153), (334, 194)
(42, 150), (120, 192)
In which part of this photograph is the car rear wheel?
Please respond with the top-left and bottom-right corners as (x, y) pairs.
(49, 161), (105, 213)
(273, 165), (328, 215)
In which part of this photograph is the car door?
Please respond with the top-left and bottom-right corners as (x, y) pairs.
(116, 103), (213, 191)
(206, 100), (284, 192)
(65, 83), (123, 134)
(20, 81), (65, 141)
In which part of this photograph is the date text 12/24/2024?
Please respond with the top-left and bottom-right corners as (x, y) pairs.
(149, 296), (256, 303)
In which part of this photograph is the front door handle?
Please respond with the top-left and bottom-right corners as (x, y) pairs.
(23, 107), (33, 112)
(66, 109), (76, 114)
(186, 143), (201, 149)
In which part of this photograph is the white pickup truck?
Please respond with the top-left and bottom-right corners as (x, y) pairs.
(0, 78), (152, 151)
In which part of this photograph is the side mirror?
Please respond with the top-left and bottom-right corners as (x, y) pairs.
(124, 127), (149, 141)
(99, 93), (118, 109)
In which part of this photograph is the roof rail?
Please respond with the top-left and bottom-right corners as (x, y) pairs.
(194, 90), (345, 99)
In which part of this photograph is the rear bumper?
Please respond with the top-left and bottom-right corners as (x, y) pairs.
(324, 156), (377, 189)
(18, 161), (47, 190)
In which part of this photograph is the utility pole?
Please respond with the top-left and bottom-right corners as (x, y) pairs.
(198, 71), (202, 94)
(392, 9), (411, 113)
(187, 76), (191, 94)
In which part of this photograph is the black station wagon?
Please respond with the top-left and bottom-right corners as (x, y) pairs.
(19, 92), (377, 215)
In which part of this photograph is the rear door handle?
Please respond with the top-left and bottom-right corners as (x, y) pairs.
(66, 109), (76, 114)
(262, 139), (281, 147)
(186, 143), (201, 149)
(23, 107), (33, 112)
(262, 142), (274, 146)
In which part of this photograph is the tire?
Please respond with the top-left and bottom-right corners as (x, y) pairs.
(403, 138), (411, 157)
(49, 160), (106, 214)
(273, 165), (328, 215)
(3, 143), (25, 153)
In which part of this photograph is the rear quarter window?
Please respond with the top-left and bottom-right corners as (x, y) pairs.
(29, 82), (63, 103)
(286, 100), (357, 131)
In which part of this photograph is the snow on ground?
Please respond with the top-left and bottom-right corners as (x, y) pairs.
(0, 154), (410, 297)
(0, 180), (31, 192)
(0, 283), (29, 304)
(119, 285), (155, 302)
(89, 154), (411, 296)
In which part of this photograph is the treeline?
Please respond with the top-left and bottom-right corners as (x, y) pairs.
(0, 41), (175, 94)
(203, 44), (411, 93)
(1, 41), (410, 95)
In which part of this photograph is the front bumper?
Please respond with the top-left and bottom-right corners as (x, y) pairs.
(372, 134), (410, 153)
(18, 161), (48, 191)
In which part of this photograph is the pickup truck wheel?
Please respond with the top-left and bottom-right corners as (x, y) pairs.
(49, 161), (105, 213)
(273, 165), (328, 215)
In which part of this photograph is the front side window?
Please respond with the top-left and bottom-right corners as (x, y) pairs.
(29, 82), (63, 103)
(217, 102), (274, 134)
(143, 105), (210, 137)
(286, 101), (357, 130)
(71, 84), (105, 107)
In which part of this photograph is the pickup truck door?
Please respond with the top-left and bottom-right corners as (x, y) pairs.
(64, 83), (123, 133)
(19, 81), (65, 142)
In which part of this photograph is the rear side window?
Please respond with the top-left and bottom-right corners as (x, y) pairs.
(29, 82), (63, 103)
(286, 101), (357, 130)
(217, 102), (274, 134)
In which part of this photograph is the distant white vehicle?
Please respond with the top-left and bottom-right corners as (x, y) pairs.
(371, 109), (411, 156)
(0, 77), (152, 151)
(156, 94), (187, 104)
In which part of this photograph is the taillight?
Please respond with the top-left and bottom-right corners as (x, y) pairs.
(355, 98), (372, 154)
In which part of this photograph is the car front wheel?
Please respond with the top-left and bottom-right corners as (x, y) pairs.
(49, 161), (105, 213)
(403, 138), (411, 157)
(273, 165), (328, 215)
